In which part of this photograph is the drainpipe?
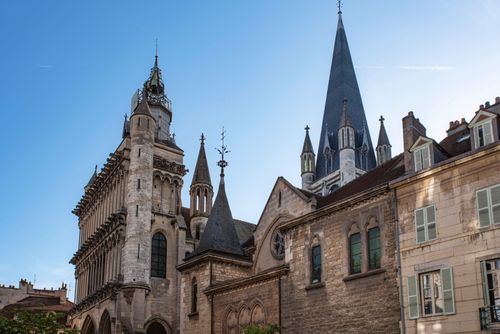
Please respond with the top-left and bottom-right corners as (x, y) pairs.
(392, 190), (406, 334)
(278, 275), (282, 333)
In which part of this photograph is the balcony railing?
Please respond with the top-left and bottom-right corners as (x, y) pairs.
(479, 305), (500, 330)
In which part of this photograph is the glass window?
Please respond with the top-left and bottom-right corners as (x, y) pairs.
(349, 233), (362, 274)
(311, 245), (322, 284)
(477, 185), (500, 227)
(420, 271), (444, 316)
(415, 205), (437, 243)
(475, 122), (493, 148)
(151, 232), (167, 278)
(271, 230), (285, 259)
(368, 227), (381, 270)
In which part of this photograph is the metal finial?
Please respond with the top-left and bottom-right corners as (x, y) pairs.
(200, 133), (205, 144)
(305, 125), (310, 132)
(337, 0), (343, 14)
(154, 38), (159, 67)
(216, 127), (230, 178)
(379, 115), (385, 124)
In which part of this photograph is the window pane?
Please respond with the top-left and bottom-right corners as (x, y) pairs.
(426, 206), (435, 223)
(415, 209), (425, 226)
(311, 245), (322, 284)
(479, 208), (491, 227)
(422, 147), (430, 168)
(368, 227), (381, 270)
(151, 232), (167, 278)
(350, 233), (362, 274)
(491, 186), (500, 205)
(414, 150), (423, 171)
(478, 190), (489, 209)
(484, 123), (493, 145)
(416, 226), (426, 243)
(493, 205), (500, 225)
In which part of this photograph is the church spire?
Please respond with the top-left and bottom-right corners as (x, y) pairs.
(376, 115), (392, 165)
(315, 6), (376, 180)
(190, 133), (214, 219)
(301, 126), (316, 190)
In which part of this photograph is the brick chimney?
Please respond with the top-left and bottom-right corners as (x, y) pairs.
(402, 111), (427, 173)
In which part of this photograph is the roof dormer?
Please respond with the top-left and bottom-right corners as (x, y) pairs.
(409, 136), (448, 172)
(468, 109), (498, 150)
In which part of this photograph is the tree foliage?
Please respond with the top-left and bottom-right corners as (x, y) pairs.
(243, 324), (281, 334)
(0, 311), (76, 334)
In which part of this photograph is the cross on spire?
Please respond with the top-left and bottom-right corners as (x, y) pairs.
(379, 115), (385, 124)
(305, 125), (310, 132)
(337, 0), (343, 14)
(200, 133), (205, 145)
(216, 127), (230, 178)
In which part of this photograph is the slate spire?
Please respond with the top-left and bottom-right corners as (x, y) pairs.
(191, 134), (212, 186)
(302, 125), (314, 154)
(144, 50), (165, 97)
(315, 9), (376, 179)
(377, 116), (391, 147)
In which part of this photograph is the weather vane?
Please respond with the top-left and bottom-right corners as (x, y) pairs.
(337, 0), (343, 14)
(216, 127), (230, 178)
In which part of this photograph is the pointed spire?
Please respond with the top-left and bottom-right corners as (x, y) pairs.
(192, 133), (212, 186)
(188, 130), (244, 259)
(315, 7), (376, 179)
(133, 95), (153, 117)
(377, 115), (391, 147)
(144, 45), (165, 97)
(302, 125), (314, 154)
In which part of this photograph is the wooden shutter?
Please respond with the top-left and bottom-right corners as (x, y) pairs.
(483, 122), (493, 145)
(415, 208), (426, 243)
(426, 205), (437, 240)
(477, 189), (491, 227)
(491, 185), (500, 224)
(422, 146), (431, 169)
(414, 150), (423, 171)
(441, 267), (455, 314)
(407, 275), (419, 319)
(480, 261), (490, 306)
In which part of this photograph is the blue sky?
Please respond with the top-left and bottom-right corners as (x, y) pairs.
(0, 0), (499, 298)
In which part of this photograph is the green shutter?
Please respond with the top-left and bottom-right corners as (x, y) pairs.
(415, 208), (426, 243)
(477, 189), (491, 227)
(480, 261), (490, 306)
(407, 275), (419, 319)
(441, 267), (455, 314)
(490, 186), (500, 224)
(427, 206), (437, 240)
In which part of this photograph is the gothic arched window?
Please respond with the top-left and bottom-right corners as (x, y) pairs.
(349, 233), (362, 274)
(151, 232), (167, 278)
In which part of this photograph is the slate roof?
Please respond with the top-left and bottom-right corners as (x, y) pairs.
(302, 127), (314, 154)
(317, 153), (405, 208)
(377, 118), (391, 147)
(144, 55), (165, 97)
(316, 13), (376, 178)
(133, 96), (153, 117)
(192, 140), (212, 186)
(339, 98), (353, 128)
(187, 178), (245, 258)
(234, 219), (256, 246)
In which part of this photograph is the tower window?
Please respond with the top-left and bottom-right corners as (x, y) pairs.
(191, 278), (198, 313)
(138, 118), (141, 127)
(138, 148), (141, 157)
(137, 179), (141, 189)
(136, 205), (139, 217)
(151, 232), (167, 278)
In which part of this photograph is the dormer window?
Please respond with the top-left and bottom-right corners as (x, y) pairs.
(474, 121), (493, 148)
(414, 144), (431, 171)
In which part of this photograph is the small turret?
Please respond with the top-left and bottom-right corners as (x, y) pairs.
(301, 126), (316, 190)
(376, 115), (392, 165)
(190, 134), (214, 241)
(338, 98), (356, 186)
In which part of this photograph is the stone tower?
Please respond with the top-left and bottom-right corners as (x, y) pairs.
(338, 98), (356, 186)
(376, 115), (392, 165)
(189, 134), (213, 242)
(301, 126), (316, 190)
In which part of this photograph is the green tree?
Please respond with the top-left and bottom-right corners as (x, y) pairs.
(0, 311), (76, 334)
(243, 324), (281, 334)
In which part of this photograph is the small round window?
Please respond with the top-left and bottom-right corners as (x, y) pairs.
(271, 229), (285, 259)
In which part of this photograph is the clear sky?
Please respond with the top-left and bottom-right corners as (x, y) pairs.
(0, 0), (499, 298)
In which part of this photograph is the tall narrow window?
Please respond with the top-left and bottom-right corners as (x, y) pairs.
(151, 232), (167, 278)
(191, 278), (198, 313)
(349, 233), (362, 274)
(475, 122), (493, 148)
(195, 225), (201, 240)
(137, 179), (141, 190)
(414, 145), (431, 171)
(415, 205), (437, 243)
(368, 227), (381, 270)
(477, 184), (500, 227)
(278, 191), (282, 208)
(311, 245), (322, 284)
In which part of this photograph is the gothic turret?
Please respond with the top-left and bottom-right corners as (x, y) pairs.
(301, 126), (316, 190)
(190, 134), (214, 241)
(315, 8), (376, 181)
(338, 98), (356, 186)
(376, 116), (392, 165)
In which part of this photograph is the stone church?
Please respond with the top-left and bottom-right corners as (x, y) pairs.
(69, 6), (500, 334)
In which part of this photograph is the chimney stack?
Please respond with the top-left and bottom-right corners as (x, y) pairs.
(402, 111), (427, 173)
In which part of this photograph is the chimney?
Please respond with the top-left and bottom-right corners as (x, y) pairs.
(403, 111), (427, 173)
(495, 97), (500, 104)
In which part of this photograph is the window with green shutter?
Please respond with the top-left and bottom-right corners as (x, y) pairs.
(477, 185), (500, 228)
(407, 275), (419, 319)
(410, 268), (455, 318)
(415, 205), (437, 243)
(441, 267), (455, 314)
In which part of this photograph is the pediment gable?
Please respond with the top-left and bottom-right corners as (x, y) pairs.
(409, 136), (433, 152)
(469, 110), (496, 127)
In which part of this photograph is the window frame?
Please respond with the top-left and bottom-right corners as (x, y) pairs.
(476, 184), (500, 228)
(311, 244), (322, 284)
(151, 232), (167, 278)
(415, 205), (437, 244)
(349, 232), (362, 274)
(191, 277), (198, 313)
(368, 227), (381, 270)
(474, 120), (494, 149)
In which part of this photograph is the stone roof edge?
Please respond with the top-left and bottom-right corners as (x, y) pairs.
(390, 142), (500, 189)
(204, 265), (289, 296)
(280, 184), (389, 232)
(176, 252), (253, 272)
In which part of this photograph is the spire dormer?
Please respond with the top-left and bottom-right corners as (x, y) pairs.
(376, 115), (392, 166)
(301, 125), (316, 190)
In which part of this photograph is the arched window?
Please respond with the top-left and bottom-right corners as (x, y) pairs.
(151, 232), (167, 278)
(368, 227), (381, 270)
(146, 322), (167, 334)
(349, 233), (362, 274)
(191, 278), (198, 313)
(311, 244), (322, 284)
